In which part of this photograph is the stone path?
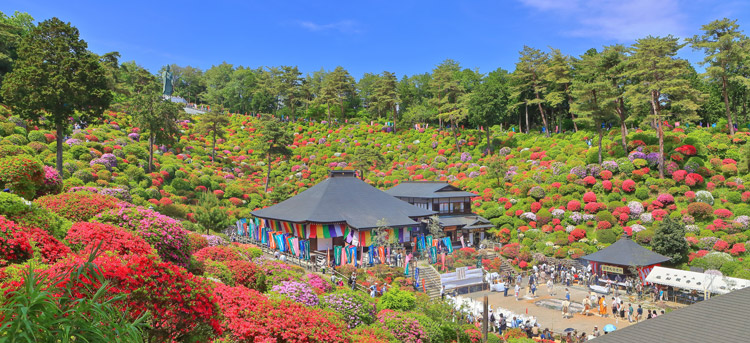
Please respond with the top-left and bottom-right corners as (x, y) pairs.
(465, 282), (685, 336)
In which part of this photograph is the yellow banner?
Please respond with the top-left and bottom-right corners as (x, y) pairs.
(601, 265), (624, 274)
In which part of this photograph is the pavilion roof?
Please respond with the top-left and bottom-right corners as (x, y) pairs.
(251, 170), (434, 229)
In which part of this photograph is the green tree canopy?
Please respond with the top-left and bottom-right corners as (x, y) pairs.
(0, 17), (111, 175)
(651, 216), (689, 264)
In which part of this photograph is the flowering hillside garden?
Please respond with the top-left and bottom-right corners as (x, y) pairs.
(2, 8), (750, 342)
(1, 101), (750, 340)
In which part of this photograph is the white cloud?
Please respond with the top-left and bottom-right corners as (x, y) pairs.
(519, 0), (688, 41)
(296, 20), (361, 34)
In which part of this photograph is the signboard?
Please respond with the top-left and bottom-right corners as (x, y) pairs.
(601, 265), (624, 274)
(456, 267), (468, 280)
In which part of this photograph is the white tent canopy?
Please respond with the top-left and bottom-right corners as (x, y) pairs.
(645, 266), (750, 295)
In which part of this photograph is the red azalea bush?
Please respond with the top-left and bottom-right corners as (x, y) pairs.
(583, 192), (597, 203)
(599, 170), (613, 180)
(652, 209), (668, 221)
(583, 176), (596, 185)
(730, 243), (746, 256)
(42, 253), (222, 341)
(622, 179), (636, 192)
(714, 209), (733, 219)
(65, 222), (156, 256)
(22, 225), (71, 263)
(584, 202), (601, 214)
(568, 228), (586, 242)
(224, 259), (260, 289)
(215, 284), (350, 343)
(685, 173), (704, 186)
(188, 232), (209, 253)
(194, 245), (242, 263)
(566, 200), (581, 212)
(713, 240), (729, 252)
(35, 192), (121, 222)
(0, 215), (34, 265)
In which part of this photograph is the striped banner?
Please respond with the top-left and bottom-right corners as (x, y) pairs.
(359, 230), (373, 246)
(638, 265), (658, 285)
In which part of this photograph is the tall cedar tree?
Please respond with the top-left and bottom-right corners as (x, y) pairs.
(571, 49), (618, 164)
(431, 59), (468, 152)
(321, 66), (355, 125)
(256, 115), (292, 193)
(195, 107), (230, 161)
(276, 65), (303, 119)
(0, 18), (111, 176)
(512, 46), (551, 137)
(599, 45), (631, 152)
(688, 18), (750, 136)
(469, 68), (512, 154)
(624, 36), (702, 178)
(131, 88), (182, 173)
(371, 71), (399, 133)
(544, 48), (577, 132)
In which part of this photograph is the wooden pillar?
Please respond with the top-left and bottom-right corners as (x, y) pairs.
(482, 295), (489, 342)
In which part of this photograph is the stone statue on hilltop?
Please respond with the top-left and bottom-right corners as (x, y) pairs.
(161, 65), (173, 96)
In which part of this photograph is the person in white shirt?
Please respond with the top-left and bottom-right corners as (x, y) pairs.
(547, 279), (554, 296)
(515, 283), (521, 301)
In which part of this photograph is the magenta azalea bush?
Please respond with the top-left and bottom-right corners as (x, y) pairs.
(271, 280), (319, 306)
(320, 289), (375, 328)
(92, 206), (190, 267)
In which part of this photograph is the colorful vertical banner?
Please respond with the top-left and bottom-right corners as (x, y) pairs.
(334, 246), (342, 266)
(414, 267), (420, 287)
(430, 246), (437, 264)
(368, 245), (375, 265)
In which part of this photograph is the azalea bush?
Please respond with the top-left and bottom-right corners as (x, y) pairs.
(271, 280), (320, 306)
(65, 222), (156, 257)
(93, 206), (190, 267)
(215, 284), (350, 343)
(320, 288), (376, 328)
(40, 253), (221, 341)
(35, 192), (122, 222)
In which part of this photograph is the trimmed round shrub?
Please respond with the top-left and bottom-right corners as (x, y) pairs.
(688, 202), (714, 221)
(35, 192), (121, 222)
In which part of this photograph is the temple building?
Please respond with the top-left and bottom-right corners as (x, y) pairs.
(249, 170), (434, 253)
(385, 181), (493, 247)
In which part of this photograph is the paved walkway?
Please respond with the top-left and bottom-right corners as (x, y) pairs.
(465, 282), (684, 336)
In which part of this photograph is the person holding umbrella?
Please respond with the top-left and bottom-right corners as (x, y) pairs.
(603, 324), (617, 334)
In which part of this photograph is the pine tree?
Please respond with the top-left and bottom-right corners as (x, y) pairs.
(430, 60), (468, 151)
(195, 107), (230, 161)
(255, 115), (292, 193)
(1, 18), (111, 176)
(625, 36), (703, 178)
(571, 49), (618, 164)
(511, 46), (551, 137)
(687, 18), (750, 136)
(544, 48), (577, 132)
(371, 71), (399, 132)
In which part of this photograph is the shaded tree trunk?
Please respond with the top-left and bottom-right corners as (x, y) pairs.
(453, 122), (461, 153)
(525, 103), (529, 134)
(211, 128), (217, 161)
(565, 85), (578, 132)
(264, 153), (272, 193)
(651, 90), (665, 179)
(55, 121), (64, 176)
(616, 97), (628, 152)
(486, 128), (491, 155)
(327, 103), (331, 127)
(148, 132), (154, 173)
(535, 91), (550, 137)
(723, 76), (735, 135)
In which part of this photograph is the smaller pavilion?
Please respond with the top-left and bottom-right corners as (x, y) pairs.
(582, 235), (670, 284)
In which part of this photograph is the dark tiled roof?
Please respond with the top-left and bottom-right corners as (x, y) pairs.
(592, 286), (750, 342)
(582, 236), (670, 267)
(439, 215), (494, 229)
(251, 171), (434, 229)
(385, 181), (476, 198)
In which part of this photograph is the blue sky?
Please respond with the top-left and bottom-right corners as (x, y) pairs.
(2, 0), (749, 79)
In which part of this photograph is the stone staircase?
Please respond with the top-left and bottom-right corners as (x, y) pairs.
(416, 260), (443, 300)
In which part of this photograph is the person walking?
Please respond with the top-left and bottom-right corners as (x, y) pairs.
(628, 303), (634, 322)
(531, 282), (537, 297)
(349, 272), (357, 291)
(636, 304), (643, 322)
(441, 285), (446, 300)
(547, 279), (554, 296)
(565, 288), (570, 301)
(515, 283), (521, 301)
